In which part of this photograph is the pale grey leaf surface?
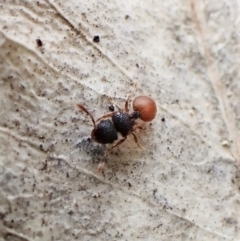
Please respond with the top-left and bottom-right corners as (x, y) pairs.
(0, 0), (240, 241)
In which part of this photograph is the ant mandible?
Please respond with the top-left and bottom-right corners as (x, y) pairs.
(77, 95), (157, 173)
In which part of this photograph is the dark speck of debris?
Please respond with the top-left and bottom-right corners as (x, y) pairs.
(125, 15), (130, 20)
(39, 144), (44, 151)
(109, 105), (115, 112)
(40, 160), (48, 171)
(66, 172), (69, 178)
(153, 188), (157, 196)
(36, 38), (43, 47)
(128, 182), (132, 187)
(68, 210), (74, 215)
(161, 117), (165, 122)
(136, 63), (139, 68)
(93, 35), (100, 43)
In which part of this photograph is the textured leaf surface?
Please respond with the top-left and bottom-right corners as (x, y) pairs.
(0, 1), (240, 240)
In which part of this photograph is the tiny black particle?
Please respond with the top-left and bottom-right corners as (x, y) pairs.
(109, 105), (115, 112)
(153, 188), (157, 196)
(93, 35), (100, 43)
(36, 38), (43, 47)
(161, 117), (165, 122)
(39, 144), (43, 151)
(68, 210), (74, 215)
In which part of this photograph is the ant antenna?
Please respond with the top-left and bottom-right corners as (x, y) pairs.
(77, 104), (96, 128)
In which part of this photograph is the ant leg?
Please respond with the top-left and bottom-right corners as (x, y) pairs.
(97, 136), (126, 173)
(124, 82), (137, 112)
(124, 95), (131, 112)
(110, 137), (127, 151)
(97, 150), (108, 173)
(132, 133), (143, 149)
(115, 104), (122, 111)
(107, 96), (121, 112)
(108, 97), (115, 112)
(96, 112), (114, 122)
(133, 123), (146, 131)
(77, 104), (96, 128)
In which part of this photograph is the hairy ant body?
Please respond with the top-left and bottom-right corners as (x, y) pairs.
(77, 95), (157, 173)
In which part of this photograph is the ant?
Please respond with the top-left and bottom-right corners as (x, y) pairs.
(77, 95), (157, 173)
